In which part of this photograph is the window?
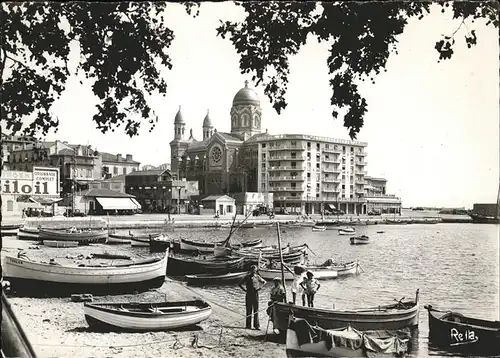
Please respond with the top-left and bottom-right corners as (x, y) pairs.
(307, 142), (311, 148)
(316, 163), (320, 169)
(316, 193), (320, 198)
(325, 144), (330, 149)
(307, 173), (311, 178)
(316, 183), (320, 189)
(291, 152), (296, 159)
(316, 143), (320, 150)
(307, 152), (311, 159)
(291, 192), (297, 197)
(291, 183), (296, 188)
(113, 166), (118, 175)
(291, 141), (296, 146)
(262, 143), (266, 148)
(325, 155), (329, 160)
(291, 161), (296, 168)
(262, 153), (266, 160)
(122, 168), (127, 175)
(350, 147), (354, 152)
(343, 146), (346, 152)
(342, 184), (345, 189)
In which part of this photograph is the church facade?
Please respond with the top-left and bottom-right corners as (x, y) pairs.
(170, 82), (400, 215)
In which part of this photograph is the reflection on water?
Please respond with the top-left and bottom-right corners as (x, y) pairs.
(130, 223), (499, 358)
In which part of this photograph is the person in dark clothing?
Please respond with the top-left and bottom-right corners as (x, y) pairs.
(239, 265), (266, 329)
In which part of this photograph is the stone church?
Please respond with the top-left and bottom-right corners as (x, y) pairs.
(169, 81), (266, 197)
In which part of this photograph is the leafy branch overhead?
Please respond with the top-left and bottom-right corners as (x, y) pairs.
(217, 2), (499, 139)
(1, 2), (176, 137)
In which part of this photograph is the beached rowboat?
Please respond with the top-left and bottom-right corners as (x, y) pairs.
(185, 271), (248, 286)
(286, 317), (411, 358)
(84, 299), (212, 332)
(3, 250), (168, 297)
(44, 240), (79, 248)
(106, 234), (131, 244)
(273, 290), (420, 332)
(1, 224), (21, 237)
(39, 228), (108, 244)
(350, 235), (370, 245)
(181, 238), (262, 253)
(425, 305), (500, 356)
(17, 227), (40, 240)
(167, 255), (245, 276)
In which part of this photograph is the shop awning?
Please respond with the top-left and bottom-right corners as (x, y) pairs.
(29, 196), (64, 205)
(96, 197), (137, 210)
(130, 198), (141, 209)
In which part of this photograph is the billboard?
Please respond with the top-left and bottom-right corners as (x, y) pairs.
(0, 167), (60, 197)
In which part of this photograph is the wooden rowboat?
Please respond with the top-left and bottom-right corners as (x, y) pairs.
(273, 290), (420, 333)
(180, 238), (262, 253)
(84, 299), (212, 332)
(1, 224), (21, 236)
(338, 227), (356, 235)
(286, 317), (412, 357)
(149, 235), (171, 253)
(3, 250), (168, 297)
(106, 234), (131, 244)
(167, 255), (245, 276)
(350, 235), (370, 245)
(258, 266), (338, 280)
(17, 227), (40, 240)
(425, 305), (500, 356)
(44, 240), (79, 248)
(312, 226), (326, 232)
(39, 228), (108, 245)
(185, 271), (248, 286)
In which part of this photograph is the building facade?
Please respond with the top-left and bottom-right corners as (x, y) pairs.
(170, 81), (401, 215)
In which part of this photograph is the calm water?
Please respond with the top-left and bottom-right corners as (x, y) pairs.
(138, 223), (499, 357)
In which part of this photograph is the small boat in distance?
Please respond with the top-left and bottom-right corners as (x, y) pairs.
(376, 230), (385, 234)
(84, 299), (212, 332)
(425, 305), (500, 356)
(286, 317), (412, 357)
(350, 235), (370, 245)
(338, 227), (356, 235)
(312, 225), (326, 232)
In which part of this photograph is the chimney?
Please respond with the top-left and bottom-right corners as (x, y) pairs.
(126, 154), (133, 161)
(116, 154), (122, 161)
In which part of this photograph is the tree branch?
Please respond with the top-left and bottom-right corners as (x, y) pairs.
(1, 47), (7, 87)
(5, 53), (31, 70)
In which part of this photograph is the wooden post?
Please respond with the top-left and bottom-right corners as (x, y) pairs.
(276, 222), (287, 302)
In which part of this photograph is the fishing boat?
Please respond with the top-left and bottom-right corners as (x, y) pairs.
(17, 227), (40, 240)
(425, 305), (500, 356)
(3, 251), (169, 297)
(84, 299), (212, 332)
(39, 228), (108, 245)
(258, 265), (338, 280)
(338, 227), (356, 235)
(106, 234), (131, 244)
(167, 255), (245, 276)
(180, 238), (262, 254)
(272, 290), (420, 333)
(130, 236), (153, 247)
(286, 316), (412, 358)
(350, 235), (370, 245)
(312, 225), (326, 232)
(214, 239), (263, 257)
(185, 271), (248, 286)
(1, 224), (21, 237)
(149, 235), (172, 253)
(44, 240), (79, 248)
(317, 260), (360, 277)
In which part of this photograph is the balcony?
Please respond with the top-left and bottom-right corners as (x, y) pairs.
(268, 155), (306, 161)
(268, 176), (305, 181)
(323, 147), (342, 154)
(322, 188), (340, 193)
(355, 161), (367, 166)
(355, 170), (367, 175)
(274, 196), (302, 201)
(356, 152), (367, 157)
(272, 186), (303, 192)
(268, 145), (306, 151)
(323, 167), (341, 173)
(322, 157), (340, 164)
(322, 176), (340, 183)
(268, 166), (305, 171)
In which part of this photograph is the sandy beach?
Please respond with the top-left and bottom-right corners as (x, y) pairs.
(2, 238), (284, 358)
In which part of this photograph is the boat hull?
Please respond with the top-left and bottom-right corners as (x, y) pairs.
(185, 271), (248, 286)
(350, 237), (370, 245)
(39, 229), (108, 244)
(272, 301), (420, 332)
(84, 300), (212, 331)
(44, 240), (79, 248)
(17, 228), (40, 240)
(3, 253), (168, 297)
(130, 237), (150, 247)
(259, 267), (338, 280)
(167, 255), (245, 276)
(469, 213), (500, 224)
(106, 235), (131, 244)
(338, 230), (355, 235)
(426, 306), (500, 356)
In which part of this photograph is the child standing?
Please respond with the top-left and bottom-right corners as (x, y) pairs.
(300, 271), (321, 308)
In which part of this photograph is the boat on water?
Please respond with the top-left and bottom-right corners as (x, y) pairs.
(1, 224), (21, 237)
(286, 317), (412, 358)
(180, 238), (262, 253)
(338, 227), (356, 235)
(376, 231), (385, 234)
(185, 271), (248, 286)
(3, 250), (169, 297)
(39, 228), (108, 245)
(84, 299), (212, 332)
(167, 255), (245, 276)
(316, 260), (360, 277)
(350, 235), (370, 245)
(425, 305), (500, 356)
(312, 225), (326, 232)
(272, 290), (420, 333)
(258, 265), (338, 280)
(232, 244), (308, 266)
(44, 240), (79, 248)
(17, 227), (40, 240)
(214, 238), (263, 257)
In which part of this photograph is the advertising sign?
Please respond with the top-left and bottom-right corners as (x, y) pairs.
(0, 167), (60, 197)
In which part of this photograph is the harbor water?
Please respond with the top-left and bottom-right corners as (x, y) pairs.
(158, 222), (499, 358)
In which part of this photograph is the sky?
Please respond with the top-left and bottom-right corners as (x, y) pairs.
(23, 2), (500, 208)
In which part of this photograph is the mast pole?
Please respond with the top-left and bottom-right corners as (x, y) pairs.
(276, 222), (287, 302)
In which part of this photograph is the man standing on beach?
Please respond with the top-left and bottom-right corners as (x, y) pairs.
(239, 265), (266, 330)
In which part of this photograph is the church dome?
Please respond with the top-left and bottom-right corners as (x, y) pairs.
(203, 110), (212, 127)
(174, 106), (185, 124)
(232, 81), (260, 106)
